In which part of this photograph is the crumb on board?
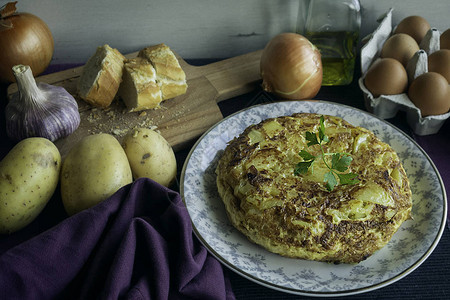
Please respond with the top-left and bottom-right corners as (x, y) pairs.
(81, 101), (162, 138)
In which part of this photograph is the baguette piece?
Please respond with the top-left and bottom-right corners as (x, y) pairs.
(77, 44), (125, 108)
(119, 57), (162, 112)
(138, 43), (187, 100)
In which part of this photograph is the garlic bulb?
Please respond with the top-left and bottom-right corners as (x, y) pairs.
(5, 65), (80, 142)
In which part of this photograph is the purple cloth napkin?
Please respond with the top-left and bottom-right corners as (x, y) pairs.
(0, 178), (235, 300)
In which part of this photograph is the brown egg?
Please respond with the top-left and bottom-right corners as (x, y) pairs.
(364, 58), (408, 97)
(428, 49), (450, 83)
(440, 29), (450, 50)
(381, 33), (420, 67)
(408, 72), (450, 116)
(394, 15), (431, 44)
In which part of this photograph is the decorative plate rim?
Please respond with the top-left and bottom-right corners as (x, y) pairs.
(180, 100), (447, 297)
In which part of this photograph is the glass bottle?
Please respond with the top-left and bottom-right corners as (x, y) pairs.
(297, 0), (361, 86)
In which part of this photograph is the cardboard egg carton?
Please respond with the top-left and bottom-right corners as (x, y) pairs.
(358, 8), (450, 135)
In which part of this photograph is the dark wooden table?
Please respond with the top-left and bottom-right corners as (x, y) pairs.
(1, 59), (449, 299)
(216, 90), (450, 300)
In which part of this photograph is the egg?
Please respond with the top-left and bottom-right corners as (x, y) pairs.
(440, 29), (450, 50)
(381, 33), (420, 67)
(408, 72), (450, 117)
(428, 49), (450, 83)
(394, 15), (431, 44)
(364, 58), (408, 97)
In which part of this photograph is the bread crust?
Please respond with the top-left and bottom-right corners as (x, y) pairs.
(77, 45), (125, 108)
(138, 43), (186, 81)
(119, 58), (162, 112)
(138, 43), (187, 100)
(78, 43), (187, 111)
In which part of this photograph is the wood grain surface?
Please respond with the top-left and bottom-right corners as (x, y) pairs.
(7, 49), (263, 157)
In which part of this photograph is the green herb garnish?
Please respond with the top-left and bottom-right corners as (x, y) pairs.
(294, 115), (359, 191)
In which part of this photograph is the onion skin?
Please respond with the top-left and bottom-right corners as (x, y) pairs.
(0, 12), (54, 83)
(260, 33), (322, 100)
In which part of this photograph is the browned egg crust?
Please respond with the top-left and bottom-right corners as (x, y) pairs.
(216, 113), (412, 264)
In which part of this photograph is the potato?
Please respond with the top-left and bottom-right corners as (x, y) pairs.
(122, 128), (177, 187)
(0, 138), (61, 234)
(60, 133), (132, 215)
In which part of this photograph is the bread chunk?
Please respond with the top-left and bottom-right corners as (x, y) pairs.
(77, 44), (125, 108)
(138, 44), (187, 100)
(119, 58), (162, 112)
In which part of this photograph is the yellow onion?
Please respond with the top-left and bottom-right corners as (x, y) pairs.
(260, 32), (322, 100)
(0, 2), (54, 83)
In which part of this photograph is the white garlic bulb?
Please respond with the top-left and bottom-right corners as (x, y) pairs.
(5, 65), (80, 142)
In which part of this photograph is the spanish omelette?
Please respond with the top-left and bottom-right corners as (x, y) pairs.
(215, 113), (412, 264)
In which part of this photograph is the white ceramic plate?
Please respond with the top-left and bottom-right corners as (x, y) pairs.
(180, 101), (447, 297)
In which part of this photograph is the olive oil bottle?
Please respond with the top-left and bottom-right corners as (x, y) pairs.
(305, 31), (359, 86)
(297, 0), (361, 86)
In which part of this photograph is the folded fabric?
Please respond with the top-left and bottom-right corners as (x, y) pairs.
(0, 178), (235, 300)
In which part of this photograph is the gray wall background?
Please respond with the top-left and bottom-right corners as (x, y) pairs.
(12, 0), (450, 64)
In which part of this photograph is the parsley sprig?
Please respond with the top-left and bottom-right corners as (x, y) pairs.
(294, 116), (359, 191)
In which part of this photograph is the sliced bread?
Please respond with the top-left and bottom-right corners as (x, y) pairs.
(138, 43), (187, 100)
(119, 57), (162, 112)
(77, 44), (125, 108)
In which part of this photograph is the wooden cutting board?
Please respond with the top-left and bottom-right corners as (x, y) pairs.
(7, 49), (263, 157)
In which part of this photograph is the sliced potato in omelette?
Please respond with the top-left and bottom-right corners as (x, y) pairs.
(216, 113), (412, 264)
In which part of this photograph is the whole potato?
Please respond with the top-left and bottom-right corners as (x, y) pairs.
(60, 133), (132, 215)
(0, 138), (61, 234)
(122, 128), (177, 187)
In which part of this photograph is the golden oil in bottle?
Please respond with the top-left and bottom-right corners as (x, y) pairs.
(297, 0), (361, 86)
(305, 31), (358, 86)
